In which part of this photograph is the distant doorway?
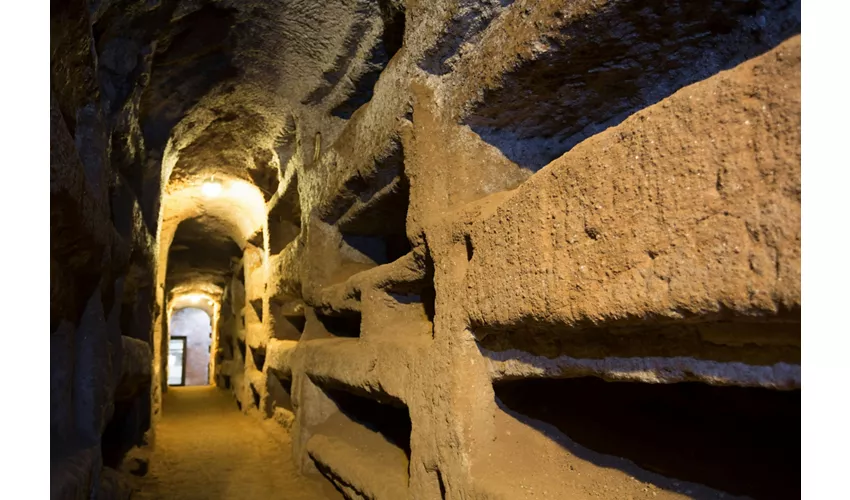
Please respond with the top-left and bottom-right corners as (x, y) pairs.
(168, 336), (187, 386)
(168, 307), (213, 386)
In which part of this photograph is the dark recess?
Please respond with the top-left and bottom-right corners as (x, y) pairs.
(315, 312), (362, 338)
(250, 383), (261, 409)
(494, 377), (800, 500)
(250, 298), (263, 323)
(271, 308), (306, 341)
(342, 233), (412, 266)
(421, 257), (437, 325)
(250, 345), (266, 371)
(377, 0), (406, 57)
(324, 143), (407, 227)
(474, 316), (801, 365)
(266, 370), (294, 413)
(268, 174), (302, 255)
(436, 469), (447, 499)
(323, 385), (412, 458)
(383, 248), (437, 325)
(100, 388), (152, 469)
(236, 338), (247, 362)
(331, 144), (412, 267)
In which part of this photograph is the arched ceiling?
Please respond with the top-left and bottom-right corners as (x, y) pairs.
(169, 294), (218, 319)
(166, 216), (241, 293)
(159, 178), (266, 299)
(90, 0), (405, 295)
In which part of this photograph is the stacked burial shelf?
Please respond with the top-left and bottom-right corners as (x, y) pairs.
(256, 167), (306, 425)
(482, 346), (800, 499)
(293, 140), (431, 496)
(452, 0), (803, 494)
(266, 168), (307, 345)
(221, 135), (434, 498)
(307, 384), (412, 499)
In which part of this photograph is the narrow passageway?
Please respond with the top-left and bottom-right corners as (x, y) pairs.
(134, 387), (340, 500)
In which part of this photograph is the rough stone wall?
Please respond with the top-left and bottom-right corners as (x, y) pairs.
(211, 4), (801, 500)
(51, 0), (156, 497)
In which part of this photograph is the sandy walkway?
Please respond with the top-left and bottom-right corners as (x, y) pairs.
(133, 386), (340, 500)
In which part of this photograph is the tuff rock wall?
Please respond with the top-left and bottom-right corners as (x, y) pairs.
(51, 0), (156, 497)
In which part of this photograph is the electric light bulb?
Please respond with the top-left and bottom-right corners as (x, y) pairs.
(201, 181), (222, 197)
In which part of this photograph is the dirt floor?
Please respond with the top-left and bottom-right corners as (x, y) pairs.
(132, 386), (341, 500)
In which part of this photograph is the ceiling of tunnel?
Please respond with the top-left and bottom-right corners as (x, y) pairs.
(159, 178), (266, 294)
(95, 0), (397, 187)
(161, 179), (266, 246)
(88, 0), (405, 295)
(166, 215), (243, 292)
(168, 293), (219, 319)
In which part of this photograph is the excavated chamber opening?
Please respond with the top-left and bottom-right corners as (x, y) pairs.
(268, 172), (302, 255)
(250, 382), (262, 409)
(494, 377), (801, 499)
(236, 338), (247, 363)
(337, 162), (411, 269)
(321, 386), (412, 458)
(312, 311), (363, 339)
(270, 306), (306, 341)
(316, 140), (413, 289)
(266, 369), (294, 414)
(474, 317), (801, 366)
(306, 381), (413, 498)
(249, 344), (266, 372)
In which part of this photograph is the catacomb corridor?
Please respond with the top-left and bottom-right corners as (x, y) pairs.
(50, 0), (801, 498)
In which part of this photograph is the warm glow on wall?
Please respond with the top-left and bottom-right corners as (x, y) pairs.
(227, 181), (257, 199)
(181, 293), (211, 306)
(162, 176), (267, 250)
(201, 180), (222, 197)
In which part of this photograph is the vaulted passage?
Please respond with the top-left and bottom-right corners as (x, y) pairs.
(51, 1), (800, 499)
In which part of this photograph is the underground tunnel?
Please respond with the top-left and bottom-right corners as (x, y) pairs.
(50, 0), (801, 498)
